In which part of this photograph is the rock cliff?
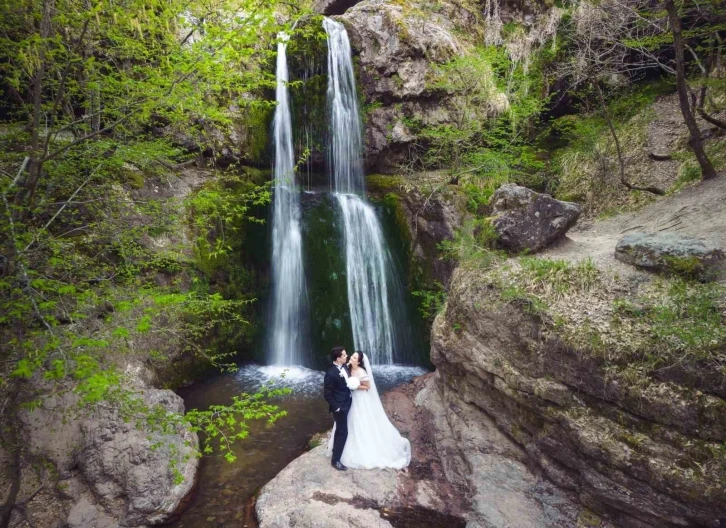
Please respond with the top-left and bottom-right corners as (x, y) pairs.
(337, 0), (490, 172)
(337, 0), (561, 173)
(431, 177), (726, 527)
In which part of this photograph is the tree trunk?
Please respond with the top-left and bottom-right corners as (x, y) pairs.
(595, 83), (665, 196)
(16, 0), (54, 208)
(664, 0), (718, 180)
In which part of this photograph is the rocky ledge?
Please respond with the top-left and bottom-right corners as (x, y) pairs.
(432, 262), (726, 528)
(256, 373), (596, 528)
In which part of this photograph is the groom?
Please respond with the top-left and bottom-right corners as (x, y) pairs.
(323, 346), (352, 471)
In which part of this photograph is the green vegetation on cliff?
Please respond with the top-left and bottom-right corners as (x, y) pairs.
(0, 2), (323, 510)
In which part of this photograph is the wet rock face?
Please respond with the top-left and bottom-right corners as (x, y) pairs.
(615, 231), (725, 280)
(491, 184), (582, 253)
(431, 267), (726, 528)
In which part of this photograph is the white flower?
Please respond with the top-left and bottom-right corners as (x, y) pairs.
(346, 377), (361, 390)
(339, 370), (345, 378)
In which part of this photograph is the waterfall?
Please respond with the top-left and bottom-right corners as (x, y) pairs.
(324, 18), (365, 194)
(268, 34), (309, 366)
(324, 18), (410, 365)
(336, 194), (397, 364)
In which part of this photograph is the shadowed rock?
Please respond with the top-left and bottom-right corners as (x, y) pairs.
(491, 184), (582, 253)
(615, 231), (725, 280)
(313, 0), (363, 15)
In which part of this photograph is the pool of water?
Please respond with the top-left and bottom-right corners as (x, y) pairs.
(168, 363), (428, 527)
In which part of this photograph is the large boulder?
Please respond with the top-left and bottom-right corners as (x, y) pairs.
(256, 376), (469, 527)
(615, 232), (725, 280)
(19, 367), (198, 527)
(256, 375), (590, 528)
(75, 389), (198, 526)
(491, 184), (582, 253)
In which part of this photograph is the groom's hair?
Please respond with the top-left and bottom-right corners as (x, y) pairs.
(330, 346), (346, 363)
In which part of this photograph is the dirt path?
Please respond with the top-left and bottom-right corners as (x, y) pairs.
(542, 176), (726, 273)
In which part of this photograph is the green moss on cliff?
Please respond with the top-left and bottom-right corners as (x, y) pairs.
(366, 174), (408, 197)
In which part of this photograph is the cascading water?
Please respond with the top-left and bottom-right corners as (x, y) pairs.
(268, 34), (309, 366)
(324, 18), (365, 194)
(324, 18), (410, 365)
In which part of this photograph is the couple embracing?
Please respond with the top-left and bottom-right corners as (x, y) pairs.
(323, 346), (411, 471)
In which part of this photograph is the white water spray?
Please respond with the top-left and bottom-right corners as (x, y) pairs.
(268, 34), (308, 366)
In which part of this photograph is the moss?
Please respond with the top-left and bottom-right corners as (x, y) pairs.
(307, 431), (328, 450)
(241, 166), (271, 186)
(240, 104), (274, 166)
(301, 194), (354, 363)
(382, 192), (410, 240)
(124, 169), (145, 189)
(366, 174), (407, 196)
(661, 255), (705, 280)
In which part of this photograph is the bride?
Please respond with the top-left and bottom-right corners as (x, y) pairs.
(327, 351), (411, 469)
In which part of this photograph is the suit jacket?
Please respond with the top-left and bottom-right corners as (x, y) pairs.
(323, 364), (352, 413)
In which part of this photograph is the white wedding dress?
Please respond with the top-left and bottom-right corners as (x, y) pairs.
(327, 356), (411, 469)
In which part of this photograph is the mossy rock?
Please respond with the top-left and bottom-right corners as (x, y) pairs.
(307, 431), (328, 450)
(615, 232), (725, 281)
(366, 174), (408, 197)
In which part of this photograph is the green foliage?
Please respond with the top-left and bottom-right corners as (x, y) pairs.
(412, 281), (446, 322)
(188, 174), (270, 261)
(517, 257), (599, 298)
(182, 383), (292, 462)
(0, 0), (308, 467)
(408, 44), (553, 206)
(550, 81), (674, 214)
(439, 217), (505, 269)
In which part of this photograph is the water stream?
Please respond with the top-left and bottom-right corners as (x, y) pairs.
(170, 20), (425, 527)
(267, 34), (309, 367)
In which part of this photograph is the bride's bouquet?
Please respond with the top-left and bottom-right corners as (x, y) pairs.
(346, 376), (361, 390)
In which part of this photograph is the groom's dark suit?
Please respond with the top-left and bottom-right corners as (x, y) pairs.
(323, 363), (352, 464)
